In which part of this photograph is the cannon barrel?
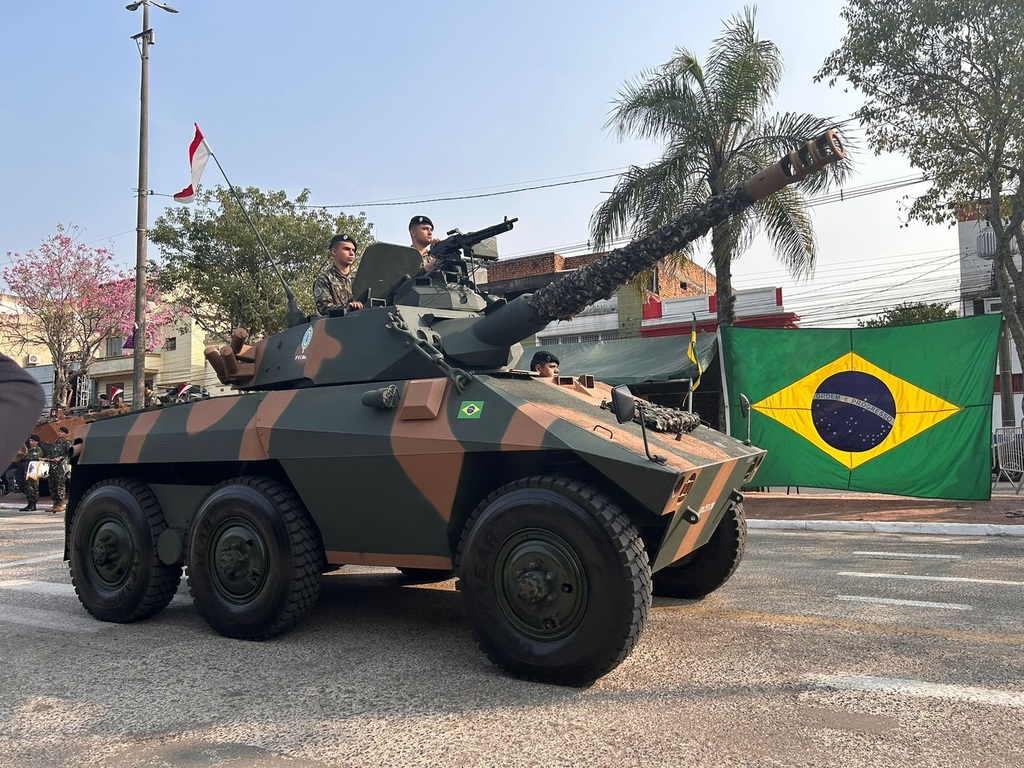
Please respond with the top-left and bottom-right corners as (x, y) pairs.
(458, 130), (845, 353)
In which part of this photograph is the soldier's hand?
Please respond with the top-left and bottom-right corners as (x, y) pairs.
(348, 300), (363, 311)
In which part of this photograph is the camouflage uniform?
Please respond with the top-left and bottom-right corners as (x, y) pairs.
(313, 264), (356, 315)
(48, 435), (72, 510)
(22, 443), (44, 510)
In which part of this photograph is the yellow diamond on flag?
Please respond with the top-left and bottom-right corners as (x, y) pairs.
(753, 352), (962, 470)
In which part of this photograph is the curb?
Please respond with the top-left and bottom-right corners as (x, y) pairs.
(748, 519), (1024, 537)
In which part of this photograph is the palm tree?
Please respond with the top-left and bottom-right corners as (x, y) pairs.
(591, 6), (850, 326)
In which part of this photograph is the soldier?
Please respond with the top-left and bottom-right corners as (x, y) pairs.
(143, 385), (158, 408)
(313, 234), (364, 315)
(530, 350), (560, 380)
(409, 215), (441, 272)
(19, 435), (45, 512)
(48, 426), (72, 514)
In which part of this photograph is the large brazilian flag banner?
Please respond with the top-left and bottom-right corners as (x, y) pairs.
(720, 315), (1002, 500)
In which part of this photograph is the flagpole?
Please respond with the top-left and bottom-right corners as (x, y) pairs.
(205, 150), (305, 327)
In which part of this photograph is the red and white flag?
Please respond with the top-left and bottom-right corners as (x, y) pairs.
(175, 383), (193, 397)
(110, 387), (124, 400)
(173, 123), (212, 204)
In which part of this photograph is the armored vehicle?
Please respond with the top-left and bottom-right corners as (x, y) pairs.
(66, 132), (844, 686)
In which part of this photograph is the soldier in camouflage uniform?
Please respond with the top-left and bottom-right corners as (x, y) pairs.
(19, 435), (45, 512)
(313, 234), (364, 315)
(48, 426), (72, 513)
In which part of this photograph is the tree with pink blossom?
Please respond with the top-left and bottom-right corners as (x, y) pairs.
(1, 225), (178, 409)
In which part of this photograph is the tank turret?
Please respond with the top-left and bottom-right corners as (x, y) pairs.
(206, 130), (844, 390)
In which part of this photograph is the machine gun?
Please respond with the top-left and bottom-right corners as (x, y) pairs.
(429, 217), (518, 266)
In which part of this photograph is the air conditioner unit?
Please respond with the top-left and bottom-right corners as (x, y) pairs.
(25, 354), (40, 366)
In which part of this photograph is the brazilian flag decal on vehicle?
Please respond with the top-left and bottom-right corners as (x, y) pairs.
(721, 315), (1002, 500)
(458, 401), (484, 419)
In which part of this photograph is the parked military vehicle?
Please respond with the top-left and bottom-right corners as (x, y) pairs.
(66, 131), (845, 686)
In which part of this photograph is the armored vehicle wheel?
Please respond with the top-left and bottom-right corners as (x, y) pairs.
(457, 476), (651, 687)
(397, 567), (455, 583)
(652, 502), (746, 600)
(187, 477), (324, 640)
(69, 479), (182, 623)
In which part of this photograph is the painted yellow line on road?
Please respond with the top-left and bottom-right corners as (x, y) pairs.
(658, 605), (1024, 645)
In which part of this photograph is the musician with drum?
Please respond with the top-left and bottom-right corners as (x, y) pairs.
(20, 434), (47, 512)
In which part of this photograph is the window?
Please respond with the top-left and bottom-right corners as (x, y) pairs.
(105, 337), (124, 357)
(164, 337), (177, 351)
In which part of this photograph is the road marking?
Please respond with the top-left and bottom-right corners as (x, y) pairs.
(836, 595), (972, 610)
(0, 555), (63, 569)
(853, 551), (961, 560)
(810, 675), (1024, 709)
(0, 604), (100, 633)
(837, 571), (1024, 586)
(660, 605), (1024, 644)
(0, 579), (77, 597)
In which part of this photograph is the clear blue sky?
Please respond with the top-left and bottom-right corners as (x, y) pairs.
(0, 1), (959, 325)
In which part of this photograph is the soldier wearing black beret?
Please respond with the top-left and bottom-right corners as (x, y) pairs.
(530, 350), (560, 380)
(313, 234), (364, 315)
(409, 215), (441, 272)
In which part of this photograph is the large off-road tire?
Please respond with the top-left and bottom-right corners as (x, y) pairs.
(187, 477), (323, 640)
(456, 476), (651, 687)
(652, 501), (746, 600)
(397, 567), (455, 583)
(69, 479), (182, 622)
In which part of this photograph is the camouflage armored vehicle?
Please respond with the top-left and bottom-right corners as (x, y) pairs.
(65, 132), (844, 686)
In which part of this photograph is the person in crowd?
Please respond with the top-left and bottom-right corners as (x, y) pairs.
(48, 426), (72, 514)
(19, 435), (46, 512)
(530, 350), (560, 380)
(409, 215), (441, 273)
(313, 234), (364, 315)
(0, 352), (45, 471)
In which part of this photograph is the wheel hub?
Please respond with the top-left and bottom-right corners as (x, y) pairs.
(210, 522), (267, 603)
(495, 529), (587, 640)
(89, 519), (132, 588)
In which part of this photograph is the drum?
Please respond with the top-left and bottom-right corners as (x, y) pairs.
(26, 461), (50, 480)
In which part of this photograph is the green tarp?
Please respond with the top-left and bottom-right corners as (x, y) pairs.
(721, 315), (1002, 500)
(517, 334), (717, 386)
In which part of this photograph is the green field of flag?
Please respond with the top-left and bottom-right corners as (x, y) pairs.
(721, 315), (1002, 500)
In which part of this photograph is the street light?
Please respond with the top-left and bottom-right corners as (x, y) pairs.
(126, 0), (177, 410)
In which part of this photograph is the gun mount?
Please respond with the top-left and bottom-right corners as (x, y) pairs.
(68, 129), (844, 687)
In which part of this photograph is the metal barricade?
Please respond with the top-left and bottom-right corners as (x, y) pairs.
(992, 426), (1024, 494)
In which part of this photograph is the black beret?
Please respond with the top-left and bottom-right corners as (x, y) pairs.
(530, 350), (559, 367)
(409, 215), (433, 229)
(29, 434), (40, 442)
(58, 426), (69, 434)
(328, 234), (357, 250)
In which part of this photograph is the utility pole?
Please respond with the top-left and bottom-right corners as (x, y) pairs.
(127, 0), (177, 409)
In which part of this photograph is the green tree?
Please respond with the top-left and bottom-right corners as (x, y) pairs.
(858, 302), (958, 328)
(151, 187), (372, 339)
(818, 0), (1024, 356)
(591, 6), (850, 326)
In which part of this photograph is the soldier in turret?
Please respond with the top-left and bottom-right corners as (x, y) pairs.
(313, 234), (364, 315)
(409, 215), (441, 273)
(48, 426), (72, 514)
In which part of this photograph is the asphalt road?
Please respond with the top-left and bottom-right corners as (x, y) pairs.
(1, 512), (1022, 767)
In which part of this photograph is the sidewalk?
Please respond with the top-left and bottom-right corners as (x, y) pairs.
(5, 486), (1024, 534)
(744, 483), (1024, 536)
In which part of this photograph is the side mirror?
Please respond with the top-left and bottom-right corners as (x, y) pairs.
(610, 385), (636, 424)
